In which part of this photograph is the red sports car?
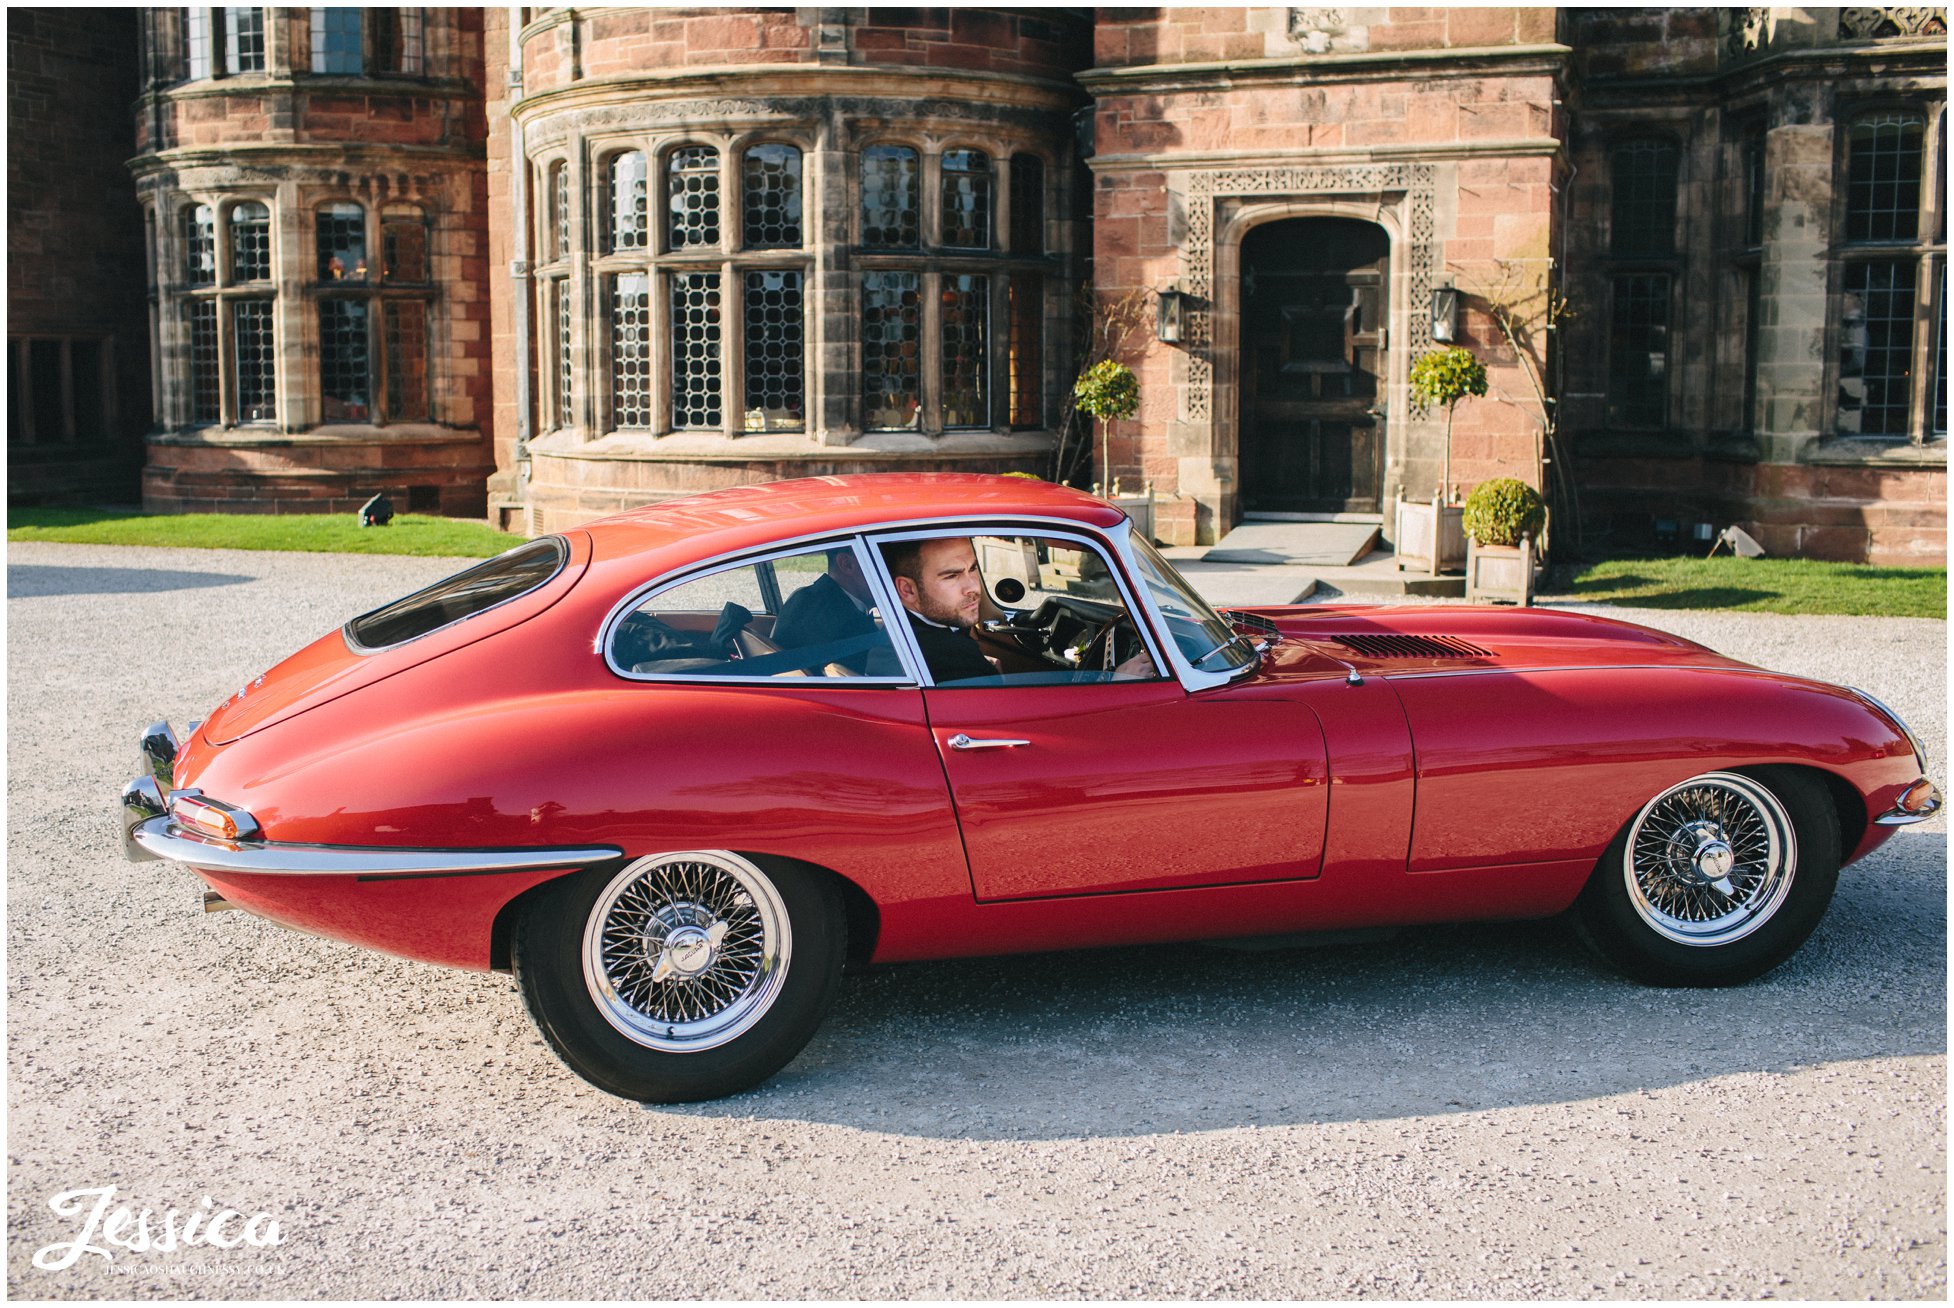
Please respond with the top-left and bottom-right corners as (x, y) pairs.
(122, 474), (1940, 1101)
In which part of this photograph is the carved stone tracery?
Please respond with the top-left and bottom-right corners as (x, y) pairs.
(1839, 7), (1948, 39)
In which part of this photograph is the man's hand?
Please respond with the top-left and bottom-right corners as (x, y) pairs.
(1112, 649), (1156, 680)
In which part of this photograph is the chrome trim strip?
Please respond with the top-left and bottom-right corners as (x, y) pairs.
(126, 815), (621, 877)
(1846, 685), (1930, 774)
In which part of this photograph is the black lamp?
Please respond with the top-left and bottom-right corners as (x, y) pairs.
(1156, 287), (1190, 345)
(359, 492), (395, 527)
(1430, 285), (1460, 343)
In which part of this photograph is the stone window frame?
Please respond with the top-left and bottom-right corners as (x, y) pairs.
(1602, 129), (1688, 433)
(171, 193), (281, 429)
(1828, 100), (1946, 445)
(851, 133), (1054, 436)
(586, 129), (816, 439)
(533, 154), (579, 434)
(307, 197), (437, 428)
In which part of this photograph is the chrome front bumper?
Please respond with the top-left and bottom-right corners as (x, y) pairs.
(121, 719), (620, 879)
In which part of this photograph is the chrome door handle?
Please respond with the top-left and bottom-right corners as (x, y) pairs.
(946, 733), (1030, 751)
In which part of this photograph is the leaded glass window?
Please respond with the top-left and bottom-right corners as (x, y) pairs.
(374, 8), (423, 75)
(186, 300), (220, 421)
(382, 209), (427, 282)
(311, 7), (363, 74)
(861, 145), (919, 249)
(319, 299), (370, 421)
(233, 298), (276, 421)
(670, 272), (723, 428)
(941, 273), (989, 427)
(555, 279), (574, 429)
(1010, 154), (1044, 255)
(229, 202), (271, 282)
(1607, 274), (1670, 428)
(550, 162), (570, 262)
(1846, 113), (1925, 243)
(384, 300), (429, 421)
(742, 144), (802, 249)
(743, 270), (803, 432)
(183, 204), (216, 286)
(1611, 138), (1678, 257)
(1837, 261), (1917, 435)
(1008, 273), (1043, 428)
(184, 8), (213, 79)
(607, 152), (647, 253)
(225, 8), (264, 74)
(863, 271), (921, 429)
(666, 146), (721, 249)
(610, 274), (651, 429)
(941, 150), (992, 251)
(317, 203), (368, 282)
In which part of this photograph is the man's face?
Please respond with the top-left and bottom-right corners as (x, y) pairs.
(896, 537), (982, 627)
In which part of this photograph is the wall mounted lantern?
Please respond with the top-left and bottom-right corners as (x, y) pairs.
(1430, 285), (1460, 343)
(1156, 287), (1191, 345)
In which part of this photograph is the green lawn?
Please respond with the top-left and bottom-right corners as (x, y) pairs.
(1560, 555), (1946, 619)
(7, 507), (521, 557)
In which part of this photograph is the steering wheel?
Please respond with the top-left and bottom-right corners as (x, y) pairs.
(1082, 617), (1143, 675)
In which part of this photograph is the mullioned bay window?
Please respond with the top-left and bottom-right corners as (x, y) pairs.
(175, 197), (277, 427)
(1604, 135), (1681, 430)
(588, 139), (811, 435)
(857, 142), (1049, 434)
(312, 201), (433, 425)
(1835, 108), (1945, 441)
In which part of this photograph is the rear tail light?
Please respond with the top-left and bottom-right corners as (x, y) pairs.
(168, 791), (261, 842)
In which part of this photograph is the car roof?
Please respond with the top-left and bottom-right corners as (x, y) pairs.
(578, 473), (1126, 577)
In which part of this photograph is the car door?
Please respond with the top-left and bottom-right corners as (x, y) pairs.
(871, 528), (1330, 902)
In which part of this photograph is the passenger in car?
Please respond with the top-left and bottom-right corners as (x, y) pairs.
(772, 547), (880, 673)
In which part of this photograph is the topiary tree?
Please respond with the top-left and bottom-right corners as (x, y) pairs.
(1407, 346), (1488, 503)
(1073, 358), (1141, 495)
(1462, 476), (1547, 547)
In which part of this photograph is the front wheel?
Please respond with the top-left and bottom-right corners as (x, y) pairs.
(1573, 768), (1841, 987)
(514, 851), (845, 1101)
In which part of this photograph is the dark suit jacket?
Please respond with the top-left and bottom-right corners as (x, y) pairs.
(905, 611), (996, 684)
(774, 573), (878, 672)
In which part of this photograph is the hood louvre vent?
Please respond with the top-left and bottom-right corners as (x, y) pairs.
(1334, 634), (1493, 659)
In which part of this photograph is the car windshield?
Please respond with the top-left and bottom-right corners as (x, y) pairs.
(1125, 534), (1257, 675)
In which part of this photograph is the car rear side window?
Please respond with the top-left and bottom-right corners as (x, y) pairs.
(345, 536), (569, 651)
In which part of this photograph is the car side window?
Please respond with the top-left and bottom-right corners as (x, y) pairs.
(877, 532), (1164, 686)
(610, 543), (901, 680)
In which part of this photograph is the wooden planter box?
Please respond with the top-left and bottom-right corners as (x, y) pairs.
(1395, 497), (1466, 575)
(1466, 536), (1536, 605)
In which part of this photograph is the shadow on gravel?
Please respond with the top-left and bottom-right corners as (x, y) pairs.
(7, 564), (256, 598)
(670, 829), (1946, 1140)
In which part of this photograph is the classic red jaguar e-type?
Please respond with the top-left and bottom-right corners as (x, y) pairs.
(123, 474), (1939, 1101)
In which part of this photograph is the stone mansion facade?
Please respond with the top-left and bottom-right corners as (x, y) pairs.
(8, 7), (1947, 562)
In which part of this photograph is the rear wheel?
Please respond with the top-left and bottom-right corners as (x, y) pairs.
(514, 851), (845, 1101)
(1573, 768), (1841, 986)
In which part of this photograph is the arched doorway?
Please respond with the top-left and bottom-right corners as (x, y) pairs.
(1238, 217), (1390, 515)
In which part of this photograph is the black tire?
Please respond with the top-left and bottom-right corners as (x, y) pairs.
(1572, 767), (1841, 987)
(513, 850), (845, 1102)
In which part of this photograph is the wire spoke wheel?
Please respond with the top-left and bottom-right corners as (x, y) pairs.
(581, 852), (792, 1052)
(1622, 772), (1798, 948)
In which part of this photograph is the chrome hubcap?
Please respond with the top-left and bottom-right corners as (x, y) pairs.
(1623, 772), (1797, 947)
(582, 852), (791, 1052)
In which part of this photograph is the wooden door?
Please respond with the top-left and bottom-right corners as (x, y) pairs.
(1240, 219), (1390, 515)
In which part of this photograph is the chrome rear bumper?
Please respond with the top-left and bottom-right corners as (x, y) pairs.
(122, 718), (619, 878)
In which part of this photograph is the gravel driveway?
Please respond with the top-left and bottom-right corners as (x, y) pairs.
(8, 542), (1945, 1299)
